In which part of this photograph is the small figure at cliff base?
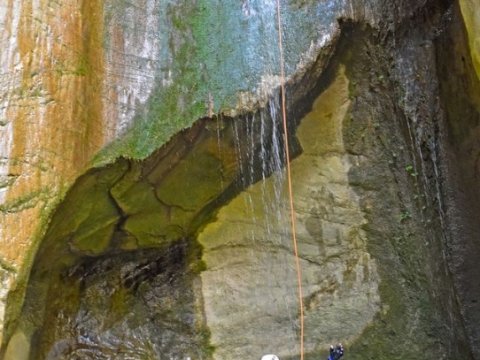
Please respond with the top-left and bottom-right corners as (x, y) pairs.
(328, 343), (344, 360)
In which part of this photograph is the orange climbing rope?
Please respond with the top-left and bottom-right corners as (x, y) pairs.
(275, 1), (305, 359)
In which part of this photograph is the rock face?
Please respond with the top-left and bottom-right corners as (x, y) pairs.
(459, 0), (480, 78)
(436, 2), (480, 355)
(0, 0), (479, 359)
(199, 67), (380, 359)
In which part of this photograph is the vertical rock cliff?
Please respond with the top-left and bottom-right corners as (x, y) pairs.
(0, 1), (107, 346)
(0, 0), (479, 359)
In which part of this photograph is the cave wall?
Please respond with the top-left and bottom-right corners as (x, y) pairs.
(436, 1), (480, 355)
(0, 0), (350, 343)
(199, 67), (381, 359)
(0, 0), (479, 359)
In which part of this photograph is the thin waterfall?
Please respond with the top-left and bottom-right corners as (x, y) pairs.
(267, 94), (299, 344)
(228, 91), (300, 352)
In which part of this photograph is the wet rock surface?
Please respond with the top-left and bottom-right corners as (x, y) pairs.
(34, 242), (210, 360)
(4, 240), (200, 360)
(3, 93), (298, 359)
(0, 0), (479, 359)
(199, 67), (381, 359)
(435, 3), (480, 355)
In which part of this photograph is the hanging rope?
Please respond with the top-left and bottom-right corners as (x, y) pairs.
(275, 1), (305, 359)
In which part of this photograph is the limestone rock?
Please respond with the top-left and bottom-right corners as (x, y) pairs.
(199, 68), (380, 359)
(459, 0), (480, 79)
(0, 0), (479, 359)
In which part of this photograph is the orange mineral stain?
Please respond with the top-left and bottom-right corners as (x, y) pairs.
(0, 0), (105, 269)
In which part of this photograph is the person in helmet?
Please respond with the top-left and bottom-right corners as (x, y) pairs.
(328, 343), (344, 360)
(335, 343), (344, 359)
(328, 345), (335, 360)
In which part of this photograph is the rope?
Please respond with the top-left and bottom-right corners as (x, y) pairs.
(275, 1), (305, 359)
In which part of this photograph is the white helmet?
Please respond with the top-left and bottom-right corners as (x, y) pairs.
(261, 355), (280, 360)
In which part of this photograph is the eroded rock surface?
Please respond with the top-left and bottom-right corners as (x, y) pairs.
(199, 67), (380, 359)
(0, 0), (479, 359)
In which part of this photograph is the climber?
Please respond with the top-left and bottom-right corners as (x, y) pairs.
(329, 345), (335, 360)
(328, 343), (344, 360)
